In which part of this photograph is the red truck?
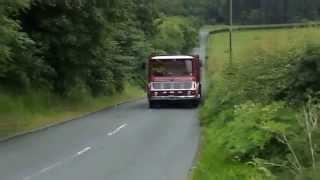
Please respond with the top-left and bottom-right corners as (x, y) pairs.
(147, 55), (202, 108)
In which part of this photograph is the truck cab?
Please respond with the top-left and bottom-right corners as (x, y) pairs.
(147, 55), (202, 108)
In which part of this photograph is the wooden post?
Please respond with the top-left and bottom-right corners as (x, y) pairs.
(229, 0), (233, 65)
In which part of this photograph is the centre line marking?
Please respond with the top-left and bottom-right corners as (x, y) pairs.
(77, 146), (92, 156)
(108, 123), (128, 136)
(23, 161), (63, 180)
(24, 146), (93, 180)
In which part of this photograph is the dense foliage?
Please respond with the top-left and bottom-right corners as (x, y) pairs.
(0, 0), (200, 98)
(198, 29), (320, 179)
(156, 0), (320, 24)
(228, 0), (320, 24)
(0, 0), (45, 91)
(24, 0), (158, 96)
(153, 16), (198, 54)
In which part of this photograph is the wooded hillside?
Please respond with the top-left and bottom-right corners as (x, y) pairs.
(0, 0), (204, 98)
(1, 0), (320, 98)
(156, 0), (320, 24)
(1, 0), (153, 96)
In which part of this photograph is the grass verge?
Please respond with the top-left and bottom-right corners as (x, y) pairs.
(0, 84), (144, 139)
(193, 27), (320, 179)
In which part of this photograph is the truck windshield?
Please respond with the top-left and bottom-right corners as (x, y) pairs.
(151, 59), (193, 77)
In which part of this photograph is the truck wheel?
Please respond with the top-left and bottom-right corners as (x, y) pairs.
(149, 101), (158, 109)
(191, 100), (200, 108)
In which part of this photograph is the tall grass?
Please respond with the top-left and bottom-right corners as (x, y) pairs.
(0, 84), (144, 138)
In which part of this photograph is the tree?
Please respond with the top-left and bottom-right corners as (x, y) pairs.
(0, 0), (50, 90)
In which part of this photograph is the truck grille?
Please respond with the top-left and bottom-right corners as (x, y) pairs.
(152, 82), (193, 90)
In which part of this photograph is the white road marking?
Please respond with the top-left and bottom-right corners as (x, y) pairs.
(24, 146), (92, 180)
(108, 123), (128, 136)
(24, 123), (128, 180)
(77, 146), (91, 156)
(23, 161), (62, 180)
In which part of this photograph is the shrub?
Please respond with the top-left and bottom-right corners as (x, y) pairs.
(153, 16), (198, 54)
(219, 102), (293, 161)
(212, 39), (320, 107)
(199, 29), (320, 179)
(289, 43), (320, 101)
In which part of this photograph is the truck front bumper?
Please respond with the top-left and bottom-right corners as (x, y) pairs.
(149, 95), (200, 101)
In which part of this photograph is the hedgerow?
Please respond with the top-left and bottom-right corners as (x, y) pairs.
(197, 28), (320, 179)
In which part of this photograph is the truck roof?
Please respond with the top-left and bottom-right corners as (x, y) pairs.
(151, 55), (194, 60)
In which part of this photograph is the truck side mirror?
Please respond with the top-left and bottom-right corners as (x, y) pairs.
(141, 62), (146, 70)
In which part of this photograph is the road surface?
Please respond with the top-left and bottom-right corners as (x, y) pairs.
(0, 100), (200, 180)
(0, 29), (210, 180)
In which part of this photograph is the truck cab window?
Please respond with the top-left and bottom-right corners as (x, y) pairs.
(151, 59), (193, 77)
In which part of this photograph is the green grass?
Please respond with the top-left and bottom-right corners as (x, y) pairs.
(193, 27), (320, 180)
(193, 124), (264, 180)
(0, 84), (144, 139)
(208, 27), (320, 75)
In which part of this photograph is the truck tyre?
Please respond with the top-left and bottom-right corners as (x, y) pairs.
(149, 100), (157, 109)
(191, 100), (200, 108)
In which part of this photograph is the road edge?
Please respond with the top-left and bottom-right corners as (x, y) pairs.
(0, 97), (145, 143)
(187, 122), (203, 180)
(187, 29), (209, 180)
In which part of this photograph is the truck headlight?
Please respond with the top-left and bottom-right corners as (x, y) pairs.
(192, 81), (198, 90)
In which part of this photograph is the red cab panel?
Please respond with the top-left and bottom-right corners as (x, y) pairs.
(147, 55), (201, 108)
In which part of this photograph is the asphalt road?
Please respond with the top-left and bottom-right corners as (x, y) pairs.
(0, 100), (200, 180)
(0, 29), (210, 180)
